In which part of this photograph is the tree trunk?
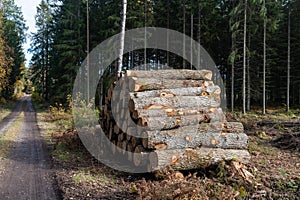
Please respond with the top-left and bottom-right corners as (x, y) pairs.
(86, 0), (90, 101)
(130, 95), (220, 111)
(144, 1), (147, 68)
(287, 2), (291, 112)
(128, 77), (214, 92)
(243, 0), (247, 114)
(167, 0), (170, 66)
(183, 0), (186, 68)
(142, 127), (248, 150)
(132, 107), (222, 119)
(149, 148), (251, 171)
(190, 14), (193, 69)
(126, 69), (212, 80)
(231, 34), (235, 112)
(133, 145), (148, 167)
(198, 1), (201, 68)
(247, 34), (251, 111)
(137, 111), (225, 131)
(263, 0), (266, 115)
(130, 86), (220, 99)
(117, 0), (127, 75)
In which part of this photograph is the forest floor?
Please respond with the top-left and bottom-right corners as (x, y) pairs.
(32, 101), (300, 200)
(1, 98), (299, 199)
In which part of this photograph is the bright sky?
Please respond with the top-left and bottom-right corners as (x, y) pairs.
(15, 0), (40, 67)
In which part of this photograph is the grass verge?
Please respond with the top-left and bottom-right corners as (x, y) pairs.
(0, 112), (24, 172)
(0, 100), (18, 121)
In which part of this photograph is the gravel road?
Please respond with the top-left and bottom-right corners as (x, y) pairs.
(0, 96), (59, 200)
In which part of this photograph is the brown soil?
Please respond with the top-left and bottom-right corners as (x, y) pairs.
(2, 98), (299, 199)
(48, 111), (300, 199)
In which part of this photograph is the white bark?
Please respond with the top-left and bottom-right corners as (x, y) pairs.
(117, 0), (127, 75)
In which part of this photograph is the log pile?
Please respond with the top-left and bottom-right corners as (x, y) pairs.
(100, 69), (250, 171)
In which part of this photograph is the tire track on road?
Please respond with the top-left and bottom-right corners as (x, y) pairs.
(0, 97), (24, 137)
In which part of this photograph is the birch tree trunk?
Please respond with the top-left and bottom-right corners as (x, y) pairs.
(117, 0), (127, 75)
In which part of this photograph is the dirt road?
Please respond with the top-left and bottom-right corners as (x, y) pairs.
(0, 96), (59, 200)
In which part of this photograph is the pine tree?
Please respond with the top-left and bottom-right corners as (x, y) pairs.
(1, 0), (27, 97)
(287, 1), (290, 112)
(48, 0), (86, 104)
(30, 0), (52, 99)
(0, 10), (12, 96)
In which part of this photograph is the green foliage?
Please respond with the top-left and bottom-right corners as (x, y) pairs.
(1, 0), (27, 98)
(29, 0), (52, 100)
(0, 10), (12, 97)
(32, 92), (43, 103)
(23, 0), (300, 110)
(0, 97), (7, 105)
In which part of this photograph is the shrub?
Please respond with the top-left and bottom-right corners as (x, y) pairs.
(0, 97), (7, 104)
(31, 92), (43, 102)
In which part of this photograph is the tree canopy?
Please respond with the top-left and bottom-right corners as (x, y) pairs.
(1, 0), (300, 110)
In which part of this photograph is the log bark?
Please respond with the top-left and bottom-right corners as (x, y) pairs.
(197, 122), (244, 133)
(142, 128), (248, 150)
(118, 132), (125, 142)
(131, 136), (142, 148)
(126, 69), (212, 80)
(149, 148), (251, 171)
(111, 140), (117, 155)
(128, 77), (214, 92)
(130, 86), (221, 99)
(130, 96), (220, 112)
(133, 145), (148, 167)
(138, 115), (206, 130)
(127, 142), (134, 161)
(138, 110), (225, 131)
(132, 107), (224, 120)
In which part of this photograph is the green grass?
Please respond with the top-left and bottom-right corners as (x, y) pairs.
(32, 100), (83, 163)
(0, 113), (24, 172)
(72, 169), (116, 184)
(228, 108), (300, 120)
(0, 100), (18, 121)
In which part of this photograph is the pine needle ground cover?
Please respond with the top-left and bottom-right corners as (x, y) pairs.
(33, 101), (300, 200)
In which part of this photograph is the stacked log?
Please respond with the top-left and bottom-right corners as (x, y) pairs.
(100, 69), (250, 171)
